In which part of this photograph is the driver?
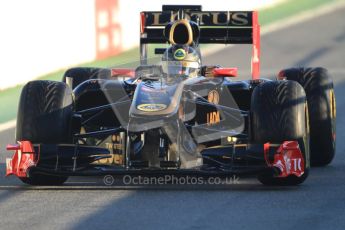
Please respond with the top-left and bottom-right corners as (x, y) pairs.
(162, 45), (201, 78)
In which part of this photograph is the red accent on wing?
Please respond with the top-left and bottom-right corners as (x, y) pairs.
(6, 144), (20, 151)
(251, 11), (260, 80)
(111, 68), (135, 77)
(140, 12), (145, 34)
(21, 141), (35, 153)
(263, 142), (271, 166)
(6, 141), (38, 178)
(212, 68), (238, 77)
(272, 141), (305, 178)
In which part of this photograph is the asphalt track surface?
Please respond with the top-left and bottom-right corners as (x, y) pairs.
(1, 7), (345, 230)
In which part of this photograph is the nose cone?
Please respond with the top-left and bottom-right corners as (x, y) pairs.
(128, 82), (184, 132)
(130, 82), (182, 118)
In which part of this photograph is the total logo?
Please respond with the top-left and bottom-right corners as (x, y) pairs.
(137, 103), (167, 112)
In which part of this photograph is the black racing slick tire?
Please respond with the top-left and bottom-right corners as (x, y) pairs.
(251, 80), (310, 186)
(16, 80), (73, 185)
(278, 67), (336, 166)
(62, 67), (111, 89)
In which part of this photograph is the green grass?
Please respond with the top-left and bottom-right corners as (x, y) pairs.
(0, 0), (339, 124)
(259, 0), (339, 25)
(0, 85), (22, 123)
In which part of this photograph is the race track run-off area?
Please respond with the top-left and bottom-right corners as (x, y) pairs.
(0, 5), (345, 230)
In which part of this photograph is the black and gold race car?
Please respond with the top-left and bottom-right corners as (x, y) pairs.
(6, 5), (336, 186)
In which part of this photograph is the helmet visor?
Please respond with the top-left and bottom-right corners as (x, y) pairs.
(162, 60), (200, 76)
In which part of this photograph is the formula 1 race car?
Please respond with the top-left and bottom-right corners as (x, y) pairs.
(6, 5), (336, 186)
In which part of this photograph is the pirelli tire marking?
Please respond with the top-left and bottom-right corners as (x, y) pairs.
(330, 89), (336, 119)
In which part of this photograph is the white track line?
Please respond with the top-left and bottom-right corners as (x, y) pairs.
(0, 119), (16, 132)
(1, 1), (344, 133)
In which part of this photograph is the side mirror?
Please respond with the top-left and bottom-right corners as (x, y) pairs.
(212, 68), (238, 77)
(111, 68), (135, 78)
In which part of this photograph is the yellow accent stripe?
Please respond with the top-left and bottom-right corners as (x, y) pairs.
(169, 19), (193, 46)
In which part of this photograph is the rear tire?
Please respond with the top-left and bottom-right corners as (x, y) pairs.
(278, 67), (336, 166)
(251, 80), (310, 185)
(16, 80), (73, 185)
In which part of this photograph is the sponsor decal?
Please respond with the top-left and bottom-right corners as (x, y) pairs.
(137, 103), (167, 112)
(272, 141), (305, 178)
(149, 12), (250, 26)
(173, 48), (186, 60)
(96, 153), (123, 165)
(208, 90), (220, 104)
(207, 111), (220, 125)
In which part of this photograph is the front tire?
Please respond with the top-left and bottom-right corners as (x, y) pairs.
(16, 80), (73, 185)
(251, 80), (310, 185)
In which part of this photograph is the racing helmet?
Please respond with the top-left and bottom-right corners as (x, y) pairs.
(162, 45), (201, 78)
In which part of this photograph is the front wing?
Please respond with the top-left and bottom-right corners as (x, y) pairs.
(5, 141), (305, 180)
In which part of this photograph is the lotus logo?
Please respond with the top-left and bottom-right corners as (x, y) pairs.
(173, 48), (186, 60)
(137, 104), (167, 112)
